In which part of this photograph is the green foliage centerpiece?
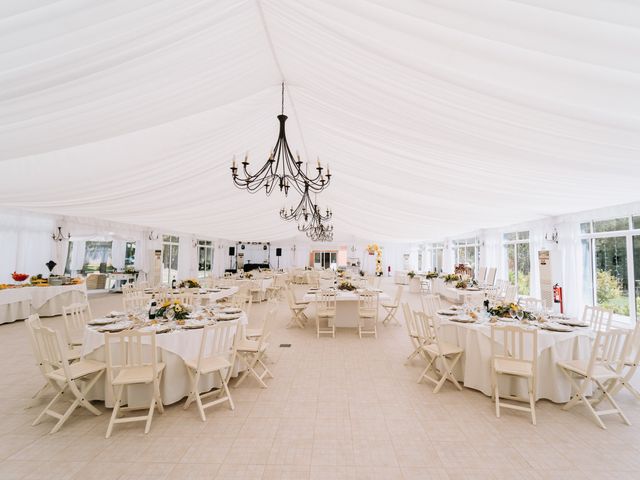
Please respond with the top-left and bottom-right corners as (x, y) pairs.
(157, 300), (192, 320)
(337, 280), (356, 291)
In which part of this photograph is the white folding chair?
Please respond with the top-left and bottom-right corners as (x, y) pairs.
(490, 325), (538, 425)
(558, 329), (631, 429)
(123, 291), (149, 313)
(381, 285), (403, 325)
(485, 267), (497, 286)
(414, 311), (463, 393)
(503, 284), (518, 303)
(104, 330), (165, 438)
(234, 309), (275, 388)
(582, 305), (613, 332)
(420, 294), (442, 318)
(476, 266), (487, 284)
(62, 302), (92, 348)
(315, 290), (337, 338)
(30, 324), (105, 433)
(231, 293), (252, 320)
(609, 321), (640, 400)
(184, 320), (238, 421)
(285, 287), (309, 329)
(519, 297), (543, 313)
(402, 303), (422, 364)
(358, 291), (379, 338)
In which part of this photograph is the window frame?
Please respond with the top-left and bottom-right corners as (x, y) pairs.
(502, 230), (530, 295)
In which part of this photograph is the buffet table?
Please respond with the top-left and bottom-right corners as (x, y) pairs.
(303, 289), (390, 327)
(82, 312), (248, 407)
(0, 283), (87, 324)
(437, 317), (594, 403)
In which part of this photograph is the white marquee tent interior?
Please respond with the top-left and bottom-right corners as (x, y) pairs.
(1, 1), (640, 478)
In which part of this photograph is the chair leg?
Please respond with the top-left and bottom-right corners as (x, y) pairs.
(219, 370), (234, 410)
(106, 384), (125, 438)
(495, 383), (501, 418)
(528, 376), (536, 425)
(144, 396), (156, 434)
(594, 378), (631, 426)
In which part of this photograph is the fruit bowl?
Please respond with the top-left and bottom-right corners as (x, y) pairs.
(11, 272), (29, 282)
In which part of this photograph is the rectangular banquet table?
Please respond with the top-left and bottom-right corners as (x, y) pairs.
(432, 278), (486, 304)
(0, 283), (87, 324)
(437, 317), (595, 403)
(302, 289), (391, 328)
(82, 312), (248, 407)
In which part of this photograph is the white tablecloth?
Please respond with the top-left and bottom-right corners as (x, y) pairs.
(303, 290), (391, 328)
(82, 313), (248, 407)
(0, 284), (88, 324)
(432, 278), (485, 304)
(438, 320), (594, 403)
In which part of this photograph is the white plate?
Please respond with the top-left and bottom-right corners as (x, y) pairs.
(437, 309), (457, 316)
(106, 311), (126, 318)
(542, 322), (573, 332)
(556, 318), (588, 327)
(223, 307), (242, 314)
(89, 317), (115, 326)
(449, 315), (476, 323)
(217, 313), (242, 320)
(182, 320), (208, 329)
(465, 287), (481, 291)
(139, 324), (171, 334)
(99, 321), (133, 333)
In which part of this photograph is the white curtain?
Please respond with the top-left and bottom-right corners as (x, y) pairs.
(111, 240), (127, 271)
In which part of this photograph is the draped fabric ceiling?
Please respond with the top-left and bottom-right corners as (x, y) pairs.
(0, 0), (639, 242)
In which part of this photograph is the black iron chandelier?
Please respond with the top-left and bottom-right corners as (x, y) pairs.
(305, 210), (334, 242)
(230, 83), (331, 197)
(280, 182), (332, 230)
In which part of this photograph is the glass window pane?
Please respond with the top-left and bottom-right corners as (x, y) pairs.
(593, 217), (629, 233)
(517, 231), (529, 240)
(595, 236), (629, 315)
(633, 216), (640, 230)
(506, 244), (516, 286)
(517, 243), (530, 295)
(503, 232), (516, 241)
(634, 236), (640, 319)
(580, 222), (592, 234)
(83, 241), (113, 273)
(581, 239), (593, 305)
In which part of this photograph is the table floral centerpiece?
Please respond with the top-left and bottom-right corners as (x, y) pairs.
(442, 273), (460, 284)
(425, 271), (439, 279)
(337, 280), (356, 291)
(179, 279), (201, 289)
(488, 302), (535, 321)
(157, 300), (192, 322)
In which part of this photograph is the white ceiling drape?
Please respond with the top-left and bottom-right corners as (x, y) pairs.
(0, 0), (639, 242)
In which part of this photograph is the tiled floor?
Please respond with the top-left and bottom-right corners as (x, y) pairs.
(1, 279), (640, 479)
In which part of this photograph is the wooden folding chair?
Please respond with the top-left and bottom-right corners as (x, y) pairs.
(402, 303), (423, 364)
(184, 320), (238, 421)
(30, 324), (105, 433)
(582, 305), (613, 332)
(381, 285), (403, 325)
(358, 291), (379, 338)
(316, 290), (336, 338)
(558, 329), (631, 429)
(104, 330), (165, 438)
(491, 325), (538, 424)
(234, 308), (275, 388)
(414, 311), (463, 393)
(609, 321), (640, 400)
(285, 287), (309, 329)
(62, 302), (92, 348)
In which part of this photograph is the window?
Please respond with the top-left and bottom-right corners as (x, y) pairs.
(429, 243), (444, 272)
(64, 242), (74, 274)
(197, 240), (213, 278)
(313, 251), (337, 270)
(581, 214), (640, 320)
(124, 242), (136, 268)
(83, 241), (113, 273)
(453, 238), (480, 271)
(162, 235), (179, 284)
(503, 231), (530, 295)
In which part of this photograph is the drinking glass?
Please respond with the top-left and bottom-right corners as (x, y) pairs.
(516, 309), (524, 323)
(509, 307), (517, 321)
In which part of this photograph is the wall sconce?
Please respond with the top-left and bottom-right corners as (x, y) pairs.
(52, 226), (70, 242)
(192, 238), (199, 248)
(545, 228), (559, 244)
(291, 245), (297, 252)
(148, 231), (159, 241)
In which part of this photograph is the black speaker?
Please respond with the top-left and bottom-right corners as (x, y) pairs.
(263, 245), (268, 251)
(276, 248), (282, 257)
(228, 247), (235, 256)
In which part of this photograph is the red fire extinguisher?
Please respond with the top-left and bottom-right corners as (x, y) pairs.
(553, 284), (563, 314)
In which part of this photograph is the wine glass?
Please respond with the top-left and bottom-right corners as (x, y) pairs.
(509, 307), (517, 321)
(516, 308), (525, 323)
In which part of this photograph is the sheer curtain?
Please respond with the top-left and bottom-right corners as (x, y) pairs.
(0, 212), (56, 283)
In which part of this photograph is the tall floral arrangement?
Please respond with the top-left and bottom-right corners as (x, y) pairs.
(367, 244), (383, 276)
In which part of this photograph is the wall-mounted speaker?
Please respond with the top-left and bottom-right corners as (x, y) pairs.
(228, 247), (235, 256)
(263, 245), (268, 251)
(241, 244), (245, 250)
(275, 248), (282, 257)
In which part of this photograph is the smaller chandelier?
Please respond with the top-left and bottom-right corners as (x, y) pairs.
(231, 83), (331, 197)
(52, 226), (71, 242)
(305, 212), (334, 242)
(280, 182), (332, 230)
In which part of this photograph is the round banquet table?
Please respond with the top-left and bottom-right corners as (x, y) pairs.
(0, 284), (87, 324)
(438, 319), (595, 403)
(81, 313), (248, 408)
